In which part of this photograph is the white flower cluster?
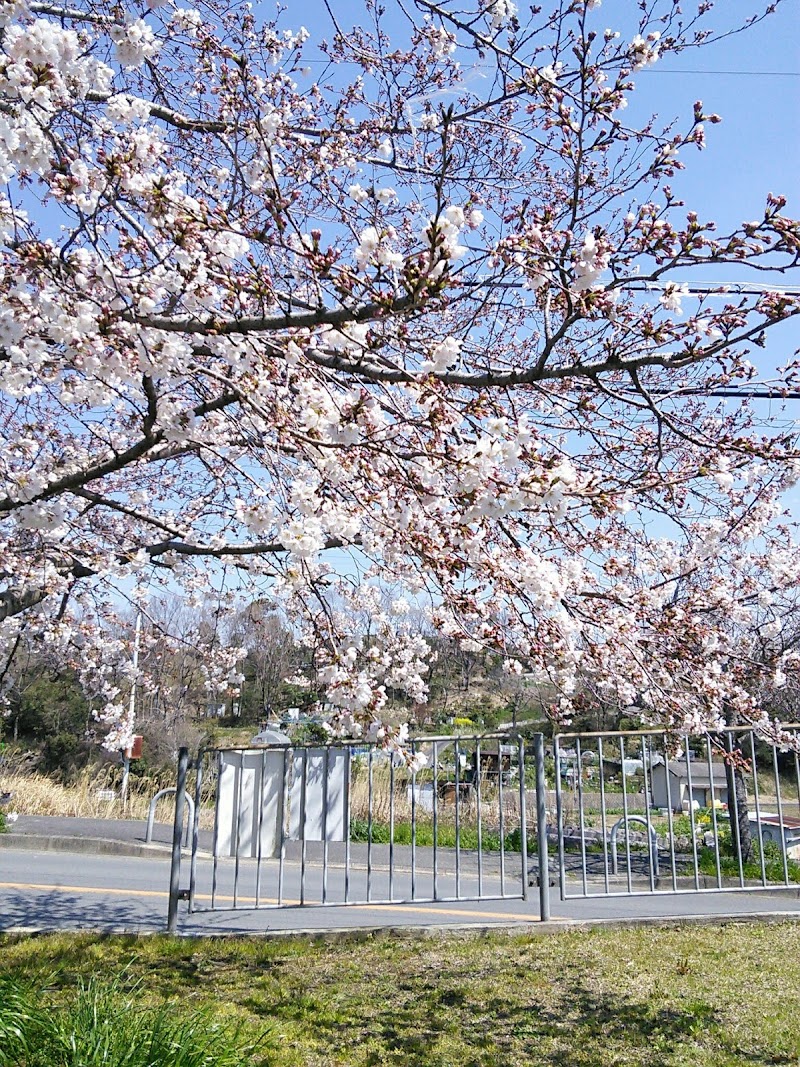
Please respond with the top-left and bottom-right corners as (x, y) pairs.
(355, 225), (404, 271)
(424, 204), (470, 280)
(316, 633), (430, 716)
(13, 500), (69, 537)
(170, 7), (203, 37)
(279, 516), (326, 559)
(110, 17), (160, 68)
(536, 63), (560, 85)
(434, 205), (468, 259)
(106, 94), (152, 125)
(348, 183), (369, 204)
(200, 646), (247, 694)
(100, 708), (137, 753)
(420, 335), (461, 374)
(659, 281), (690, 314)
(426, 26), (457, 60)
(381, 633), (431, 703)
(513, 548), (575, 611)
(0, 19), (112, 178)
(0, 0), (26, 29)
(572, 232), (609, 291)
(630, 31), (660, 70)
(486, 0), (517, 30)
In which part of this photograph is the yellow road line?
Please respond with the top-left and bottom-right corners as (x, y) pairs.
(0, 880), (557, 922)
(0, 881), (170, 900)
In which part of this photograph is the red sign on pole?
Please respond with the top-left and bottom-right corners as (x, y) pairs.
(125, 735), (143, 760)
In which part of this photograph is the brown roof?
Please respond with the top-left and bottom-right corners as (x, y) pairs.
(753, 815), (800, 830)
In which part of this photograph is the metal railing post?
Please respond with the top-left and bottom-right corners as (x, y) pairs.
(554, 735), (565, 901)
(167, 746), (189, 934)
(188, 748), (204, 914)
(533, 734), (550, 921)
(146, 788), (194, 847)
(517, 736), (528, 902)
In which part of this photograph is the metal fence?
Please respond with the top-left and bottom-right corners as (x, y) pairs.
(554, 726), (800, 900)
(166, 733), (551, 927)
(163, 723), (800, 928)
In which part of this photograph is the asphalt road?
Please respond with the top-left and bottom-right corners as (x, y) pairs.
(2, 845), (800, 936)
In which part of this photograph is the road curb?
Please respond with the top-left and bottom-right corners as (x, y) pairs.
(0, 833), (181, 860)
(3, 911), (800, 942)
(0, 834), (502, 875)
(178, 909), (800, 940)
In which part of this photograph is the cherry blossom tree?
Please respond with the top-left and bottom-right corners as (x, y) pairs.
(1, 0), (799, 755)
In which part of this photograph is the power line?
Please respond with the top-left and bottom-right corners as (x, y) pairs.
(288, 59), (800, 77)
(626, 282), (800, 297)
(460, 278), (800, 296)
(627, 387), (800, 400)
(643, 69), (800, 77)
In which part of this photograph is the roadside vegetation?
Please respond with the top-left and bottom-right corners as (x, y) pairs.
(1, 925), (799, 1066)
(0, 973), (273, 1067)
(697, 835), (800, 885)
(0, 763), (178, 821)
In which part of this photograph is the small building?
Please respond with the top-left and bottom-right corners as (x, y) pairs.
(650, 755), (729, 813)
(602, 757), (645, 778)
(749, 814), (800, 860)
(471, 742), (517, 783)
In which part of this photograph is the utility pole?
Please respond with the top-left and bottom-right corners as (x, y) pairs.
(120, 611), (142, 810)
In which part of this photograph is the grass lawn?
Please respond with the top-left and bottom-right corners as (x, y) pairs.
(1, 923), (799, 1066)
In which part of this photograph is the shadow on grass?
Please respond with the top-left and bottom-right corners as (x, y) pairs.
(245, 965), (728, 1067)
(524, 980), (719, 1067)
(399, 983), (722, 1066)
(1, 928), (792, 1067)
(249, 951), (738, 1067)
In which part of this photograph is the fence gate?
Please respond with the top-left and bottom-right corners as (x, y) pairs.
(169, 732), (550, 924)
(554, 726), (800, 901)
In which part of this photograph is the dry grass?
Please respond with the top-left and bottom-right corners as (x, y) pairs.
(348, 764), (414, 824)
(0, 765), (184, 824)
(348, 761), (521, 831)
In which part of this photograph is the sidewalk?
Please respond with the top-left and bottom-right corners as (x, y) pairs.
(0, 814), (213, 857)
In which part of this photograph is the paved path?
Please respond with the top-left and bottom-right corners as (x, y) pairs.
(1, 815), (213, 855)
(1, 817), (799, 936)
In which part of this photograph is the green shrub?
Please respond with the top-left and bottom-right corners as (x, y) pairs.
(0, 975), (274, 1067)
(697, 843), (800, 885)
(503, 826), (536, 854)
(39, 731), (89, 781)
(350, 818), (517, 852)
(348, 817), (370, 842)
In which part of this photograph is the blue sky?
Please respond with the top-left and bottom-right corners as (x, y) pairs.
(629, 0), (798, 233)
(293, 0), (797, 251)
(288, 0), (798, 349)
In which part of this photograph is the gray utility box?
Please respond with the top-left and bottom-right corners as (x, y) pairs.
(215, 736), (349, 858)
(288, 746), (348, 842)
